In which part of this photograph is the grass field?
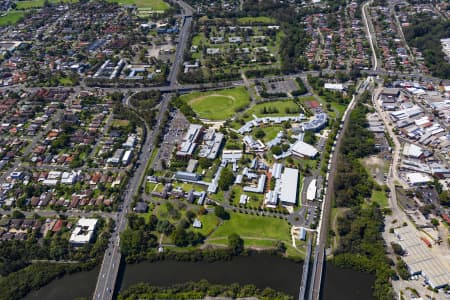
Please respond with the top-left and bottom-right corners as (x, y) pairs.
(180, 87), (250, 120)
(15, 0), (77, 9)
(253, 126), (283, 143)
(208, 212), (291, 242)
(237, 17), (276, 24)
(107, 0), (170, 10)
(193, 213), (220, 237)
(0, 11), (25, 26)
(369, 190), (389, 208)
(244, 100), (302, 120)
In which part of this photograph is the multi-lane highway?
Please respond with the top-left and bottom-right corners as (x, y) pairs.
(92, 1), (193, 299)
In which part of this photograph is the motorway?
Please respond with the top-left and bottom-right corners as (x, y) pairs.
(92, 1), (193, 299)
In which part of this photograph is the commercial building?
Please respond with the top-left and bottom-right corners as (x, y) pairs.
(279, 168), (298, 206)
(69, 218), (98, 245)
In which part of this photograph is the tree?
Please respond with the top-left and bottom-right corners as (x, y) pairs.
(391, 242), (404, 256)
(156, 220), (174, 235)
(198, 157), (213, 169)
(430, 218), (439, 227)
(254, 129), (265, 139)
(214, 206), (229, 220)
(271, 145), (282, 156)
(11, 210), (25, 219)
(228, 233), (244, 255)
(172, 228), (189, 247)
(218, 168), (234, 191)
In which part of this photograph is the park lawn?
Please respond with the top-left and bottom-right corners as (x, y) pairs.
(329, 101), (347, 119)
(15, 0), (77, 9)
(243, 100), (302, 121)
(193, 213), (220, 237)
(237, 16), (277, 25)
(107, 0), (170, 10)
(207, 237), (278, 248)
(209, 212), (291, 242)
(0, 11), (25, 26)
(58, 77), (75, 86)
(180, 87), (250, 121)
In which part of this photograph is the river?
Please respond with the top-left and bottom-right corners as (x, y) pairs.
(23, 254), (374, 300)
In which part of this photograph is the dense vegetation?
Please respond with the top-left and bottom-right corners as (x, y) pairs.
(118, 280), (293, 300)
(332, 103), (395, 299)
(404, 14), (450, 79)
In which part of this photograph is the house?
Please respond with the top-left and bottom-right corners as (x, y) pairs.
(206, 48), (220, 55)
(133, 202), (148, 213)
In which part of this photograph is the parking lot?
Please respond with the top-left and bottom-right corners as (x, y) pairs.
(152, 110), (189, 171)
(264, 79), (298, 94)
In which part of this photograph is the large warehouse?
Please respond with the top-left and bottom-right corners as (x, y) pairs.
(279, 168), (298, 206)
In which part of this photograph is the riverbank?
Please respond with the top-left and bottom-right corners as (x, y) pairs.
(21, 253), (374, 300)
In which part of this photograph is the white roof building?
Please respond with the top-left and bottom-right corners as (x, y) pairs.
(243, 174), (266, 193)
(402, 143), (423, 159)
(61, 171), (78, 185)
(271, 163), (283, 179)
(324, 83), (344, 91)
(405, 172), (433, 186)
(69, 218), (98, 245)
(291, 141), (318, 158)
(279, 168), (298, 206)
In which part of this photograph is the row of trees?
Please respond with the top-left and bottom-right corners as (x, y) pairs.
(118, 280), (292, 300)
